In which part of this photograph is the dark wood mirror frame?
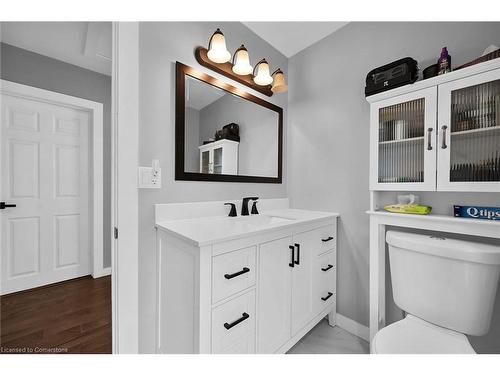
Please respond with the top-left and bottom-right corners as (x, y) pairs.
(175, 61), (283, 183)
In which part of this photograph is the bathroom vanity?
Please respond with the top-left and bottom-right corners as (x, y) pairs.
(154, 199), (338, 353)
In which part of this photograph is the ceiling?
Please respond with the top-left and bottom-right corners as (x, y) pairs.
(243, 22), (348, 58)
(1, 22), (112, 76)
(186, 76), (226, 111)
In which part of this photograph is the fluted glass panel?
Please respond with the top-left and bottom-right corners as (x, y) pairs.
(378, 98), (425, 183)
(450, 79), (500, 182)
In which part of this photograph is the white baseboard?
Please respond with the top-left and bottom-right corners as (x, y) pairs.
(335, 313), (370, 342)
(92, 267), (111, 278)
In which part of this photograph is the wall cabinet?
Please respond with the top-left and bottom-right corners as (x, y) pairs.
(199, 139), (239, 175)
(369, 63), (500, 192)
(156, 216), (337, 354)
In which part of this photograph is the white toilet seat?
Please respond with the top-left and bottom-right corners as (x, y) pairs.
(371, 315), (476, 354)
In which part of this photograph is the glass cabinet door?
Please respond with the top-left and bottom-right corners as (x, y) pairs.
(200, 150), (210, 174)
(370, 87), (437, 190)
(213, 147), (223, 174)
(438, 69), (500, 192)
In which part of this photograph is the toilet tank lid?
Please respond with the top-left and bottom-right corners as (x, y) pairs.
(386, 230), (500, 265)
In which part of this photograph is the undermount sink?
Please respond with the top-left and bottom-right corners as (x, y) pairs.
(233, 214), (296, 226)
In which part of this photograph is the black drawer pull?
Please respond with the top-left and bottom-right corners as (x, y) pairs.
(321, 264), (334, 272)
(224, 312), (249, 330)
(294, 243), (300, 265)
(321, 292), (334, 301)
(224, 267), (250, 280)
(322, 236), (334, 242)
(289, 245), (295, 267)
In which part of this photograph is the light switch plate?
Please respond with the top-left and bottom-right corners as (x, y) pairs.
(138, 166), (161, 188)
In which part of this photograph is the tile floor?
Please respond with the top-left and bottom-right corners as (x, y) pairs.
(287, 319), (370, 354)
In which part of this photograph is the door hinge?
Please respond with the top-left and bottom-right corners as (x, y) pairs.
(114, 227), (118, 239)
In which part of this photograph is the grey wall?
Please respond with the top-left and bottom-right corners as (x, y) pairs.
(185, 107), (200, 172)
(287, 22), (500, 335)
(0, 42), (112, 268)
(138, 22), (288, 353)
(198, 93), (279, 177)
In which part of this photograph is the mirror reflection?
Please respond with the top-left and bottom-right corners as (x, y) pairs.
(184, 76), (279, 178)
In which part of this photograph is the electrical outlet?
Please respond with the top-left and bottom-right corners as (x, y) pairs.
(138, 165), (161, 188)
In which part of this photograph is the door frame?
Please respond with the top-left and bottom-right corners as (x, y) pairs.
(111, 22), (139, 354)
(0, 79), (105, 282)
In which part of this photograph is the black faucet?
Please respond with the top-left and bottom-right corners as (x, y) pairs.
(241, 197), (259, 216)
(224, 203), (237, 217)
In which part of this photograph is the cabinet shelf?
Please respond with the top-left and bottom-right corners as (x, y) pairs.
(451, 125), (500, 136)
(379, 136), (424, 145)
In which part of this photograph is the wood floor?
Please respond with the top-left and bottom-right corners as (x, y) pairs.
(1, 276), (111, 354)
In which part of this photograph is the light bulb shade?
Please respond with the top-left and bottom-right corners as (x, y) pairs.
(253, 59), (273, 86)
(207, 28), (231, 63)
(271, 69), (288, 93)
(232, 45), (253, 75)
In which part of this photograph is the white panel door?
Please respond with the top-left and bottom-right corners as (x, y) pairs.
(257, 236), (292, 353)
(1, 93), (90, 294)
(290, 230), (315, 336)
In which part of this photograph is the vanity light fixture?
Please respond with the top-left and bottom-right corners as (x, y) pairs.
(271, 68), (288, 93)
(207, 28), (231, 64)
(196, 29), (288, 96)
(232, 45), (253, 75)
(253, 59), (273, 86)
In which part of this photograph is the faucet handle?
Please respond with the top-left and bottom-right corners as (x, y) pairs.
(251, 200), (259, 215)
(224, 203), (237, 217)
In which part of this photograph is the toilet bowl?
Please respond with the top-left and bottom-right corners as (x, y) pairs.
(371, 315), (475, 354)
(372, 231), (500, 354)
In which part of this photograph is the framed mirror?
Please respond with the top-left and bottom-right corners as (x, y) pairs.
(175, 62), (283, 183)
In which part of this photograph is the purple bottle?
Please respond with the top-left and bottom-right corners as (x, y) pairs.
(438, 47), (451, 75)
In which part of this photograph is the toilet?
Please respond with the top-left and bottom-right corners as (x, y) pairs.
(372, 231), (500, 354)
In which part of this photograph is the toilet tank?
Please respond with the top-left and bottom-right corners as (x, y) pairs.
(386, 230), (500, 336)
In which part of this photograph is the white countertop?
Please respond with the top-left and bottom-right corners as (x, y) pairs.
(156, 208), (339, 247)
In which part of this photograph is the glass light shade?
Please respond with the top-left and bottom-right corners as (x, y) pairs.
(253, 59), (273, 86)
(207, 29), (231, 63)
(232, 45), (253, 75)
(271, 69), (288, 93)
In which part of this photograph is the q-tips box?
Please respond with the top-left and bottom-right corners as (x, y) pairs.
(454, 205), (500, 221)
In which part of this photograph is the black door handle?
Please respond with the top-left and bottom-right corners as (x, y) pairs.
(294, 243), (300, 265)
(321, 264), (334, 272)
(321, 236), (334, 242)
(321, 292), (334, 301)
(224, 267), (250, 279)
(224, 312), (249, 330)
(289, 245), (295, 267)
(0, 202), (16, 210)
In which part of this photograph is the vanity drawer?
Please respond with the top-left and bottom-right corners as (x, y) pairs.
(314, 251), (336, 314)
(212, 289), (256, 354)
(212, 246), (256, 303)
(312, 224), (337, 255)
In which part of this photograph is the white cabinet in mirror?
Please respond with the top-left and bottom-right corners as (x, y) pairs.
(154, 199), (339, 353)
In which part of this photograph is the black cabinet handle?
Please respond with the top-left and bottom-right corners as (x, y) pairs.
(224, 267), (250, 280)
(321, 292), (334, 301)
(427, 127), (433, 151)
(321, 236), (334, 242)
(294, 243), (300, 265)
(289, 245), (295, 268)
(321, 264), (334, 272)
(224, 312), (249, 330)
(0, 202), (16, 210)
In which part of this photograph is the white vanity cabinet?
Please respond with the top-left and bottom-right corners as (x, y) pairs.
(155, 204), (338, 354)
(368, 59), (500, 192)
